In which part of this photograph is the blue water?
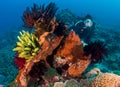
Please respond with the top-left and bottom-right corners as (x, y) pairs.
(0, 0), (120, 86)
(0, 0), (120, 36)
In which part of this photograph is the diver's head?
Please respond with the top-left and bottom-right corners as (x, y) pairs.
(84, 19), (93, 27)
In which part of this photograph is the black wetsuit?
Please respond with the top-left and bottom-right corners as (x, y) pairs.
(70, 21), (95, 43)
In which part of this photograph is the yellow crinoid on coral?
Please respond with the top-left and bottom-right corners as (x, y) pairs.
(13, 30), (42, 62)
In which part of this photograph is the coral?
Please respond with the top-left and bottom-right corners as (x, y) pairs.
(89, 73), (120, 87)
(13, 32), (64, 87)
(83, 41), (108, 63)
(55, 31), (82, 62)
(54, 82), (65, 87)
(68, 59), (91, 77)
(65, 79), (80, 87)
(29, 60), (47, 79)
(53, 79), (80, 87)
(54, 31), (82, 70)
(11, 2), (114, 86)
(54, 31), (91, 77)
(14, 54), (26, 70)
(85, 68), (101, 78)
(13, 30), (41, 62)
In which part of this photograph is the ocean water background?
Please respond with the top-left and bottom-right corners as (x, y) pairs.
(0, 0), (120, 36)
(0, 0), (120, 86)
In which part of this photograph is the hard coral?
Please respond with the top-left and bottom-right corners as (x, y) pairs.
(85, 68), (101, 78)
(89, 73), (120, 87)
(53, 79), (80, 87)
(13, 30), (41, 62)
(84, 41), (108, 63)
(54, 82), (65, 87)
(65, 79), (79, 87)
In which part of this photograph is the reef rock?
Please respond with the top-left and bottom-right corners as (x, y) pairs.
(14, 32), (64, 87)
(54, 31), (91, 77)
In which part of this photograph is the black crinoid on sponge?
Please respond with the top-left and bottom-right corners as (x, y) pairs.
(83, 41), (108, 63)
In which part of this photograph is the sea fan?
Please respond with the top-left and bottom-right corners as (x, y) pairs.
(83, 41), (108, 63)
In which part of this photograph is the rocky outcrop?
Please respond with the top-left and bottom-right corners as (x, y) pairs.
(13, 32), (64, 87)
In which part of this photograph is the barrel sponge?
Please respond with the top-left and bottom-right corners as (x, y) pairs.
(89, 73), (120, 87)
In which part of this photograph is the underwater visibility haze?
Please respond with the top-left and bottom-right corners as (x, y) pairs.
(0, 0), (120, 87)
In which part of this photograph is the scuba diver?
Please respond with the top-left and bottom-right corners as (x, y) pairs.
(69, 14), (95, 43)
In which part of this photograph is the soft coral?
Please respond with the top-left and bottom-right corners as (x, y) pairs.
(14, 54), (26, 70)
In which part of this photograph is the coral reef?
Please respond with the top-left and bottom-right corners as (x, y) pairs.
(12, 32), (64, 87)
(13, 30), (41, 62)
(1, 2), (120, 86)
(11, 5), (108, 86)
(89, 73), (120, 87)
(8, 2), (120, 87)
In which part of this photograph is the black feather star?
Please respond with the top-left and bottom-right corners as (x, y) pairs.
(83, 41), (108, 63)
(22, 2), (58, 28)
(53, 22), (68, 37)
